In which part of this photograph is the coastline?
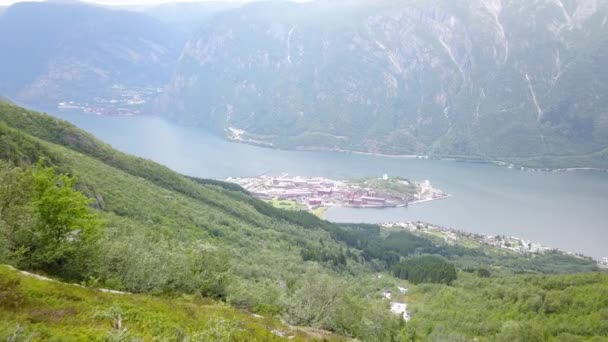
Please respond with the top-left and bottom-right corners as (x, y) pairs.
(383, 221), (606, 266)
(224, 136), (608, 173)
(28, 108), (608, 173)
(408, 194), (451, 206)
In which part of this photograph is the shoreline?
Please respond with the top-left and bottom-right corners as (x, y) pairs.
(228, 174), (450, 213)
(337, 194), (452, 209)
(383, 221), (606, 265)
(48, 109), (608, 173)
(408, 194), (451, 206)
(224, 136), (608, 173)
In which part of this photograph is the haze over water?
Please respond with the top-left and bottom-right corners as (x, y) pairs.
(50, 110), (608, 259)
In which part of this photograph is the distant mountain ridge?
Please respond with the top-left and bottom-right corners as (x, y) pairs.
(0, 1), (186, 106)
(158, 0), (608, 169)
(1, 0), (607, 168)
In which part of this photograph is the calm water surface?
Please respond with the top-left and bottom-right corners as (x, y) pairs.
(49, 110), (608, 259)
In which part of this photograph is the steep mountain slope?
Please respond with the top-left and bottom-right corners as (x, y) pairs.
(0, 102), (606, 340)
(0, 2), (185, 107)
(159, 0), (608, 169)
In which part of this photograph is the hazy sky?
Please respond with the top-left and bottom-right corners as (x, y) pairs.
(0, 0), (275, 7)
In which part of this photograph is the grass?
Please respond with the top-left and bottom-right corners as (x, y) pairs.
(313, 206), (328, 218)
(354, 178), (419, 199)
(0, 265), (346, 341)
(268, 199), (304, 211)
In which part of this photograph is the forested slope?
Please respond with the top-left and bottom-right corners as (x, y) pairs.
(0, 102), (606, 341)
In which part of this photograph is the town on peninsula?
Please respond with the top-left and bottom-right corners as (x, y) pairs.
(226, 173), (450, 212)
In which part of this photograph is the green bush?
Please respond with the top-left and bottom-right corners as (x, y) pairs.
(392, 255), (457, 285)
(0, 272), (24, 309)
(0, 161), (101, 280)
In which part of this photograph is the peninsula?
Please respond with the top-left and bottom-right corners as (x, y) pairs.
(226, 173), (449, 212)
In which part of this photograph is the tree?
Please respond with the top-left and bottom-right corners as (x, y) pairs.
(284, 273), (343, 328)
(392, 255), (457, 285)
(495, 321), (545, 342)
(477, 268), (491, 278)
(0, 162), (102, 279)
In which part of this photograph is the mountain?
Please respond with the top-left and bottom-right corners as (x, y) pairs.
(1, 101), (606, 340)
(0, 2), (186, 108)
(142, 1), (242, 35)
(159, 0), (608, 169)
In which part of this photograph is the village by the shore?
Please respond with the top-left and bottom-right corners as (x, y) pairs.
(226, 173), (450, 211)
(225, 174), (607, 268)
(384, 221), (607, 268)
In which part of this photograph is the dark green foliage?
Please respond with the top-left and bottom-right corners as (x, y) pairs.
(393, 256), (458, 285)
(361, 231), (478, 267)
(188, 176), (249, 193)
(0, 121), (59, 166)
(477, 268), (491, 278)
(300, 246), (347, 267)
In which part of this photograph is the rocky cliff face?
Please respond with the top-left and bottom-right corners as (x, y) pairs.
(160, 0), (608, 168)
(0, 2), (185, 107)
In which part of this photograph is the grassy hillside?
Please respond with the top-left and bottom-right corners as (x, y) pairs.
(0, 102), (606, 341)
(0, 102), (403, 340)
(0, 265), (343, 341)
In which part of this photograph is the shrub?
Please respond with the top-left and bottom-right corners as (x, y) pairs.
(0, 273), (24, 309)
(392, 255), (457, 285)
(0, 162), (102, 280)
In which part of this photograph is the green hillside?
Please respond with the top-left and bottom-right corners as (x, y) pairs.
(0, 102), (607, 341)
(0, 265), (343, 341)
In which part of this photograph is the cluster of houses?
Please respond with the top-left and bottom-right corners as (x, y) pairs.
(385, 221), (554, 256)
(227, 174), (421, 209)
(57, 84), (161, 116)
(481, 235), (552, 254)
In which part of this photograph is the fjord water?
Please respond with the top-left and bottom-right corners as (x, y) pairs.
(50, 110), (608, 259)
